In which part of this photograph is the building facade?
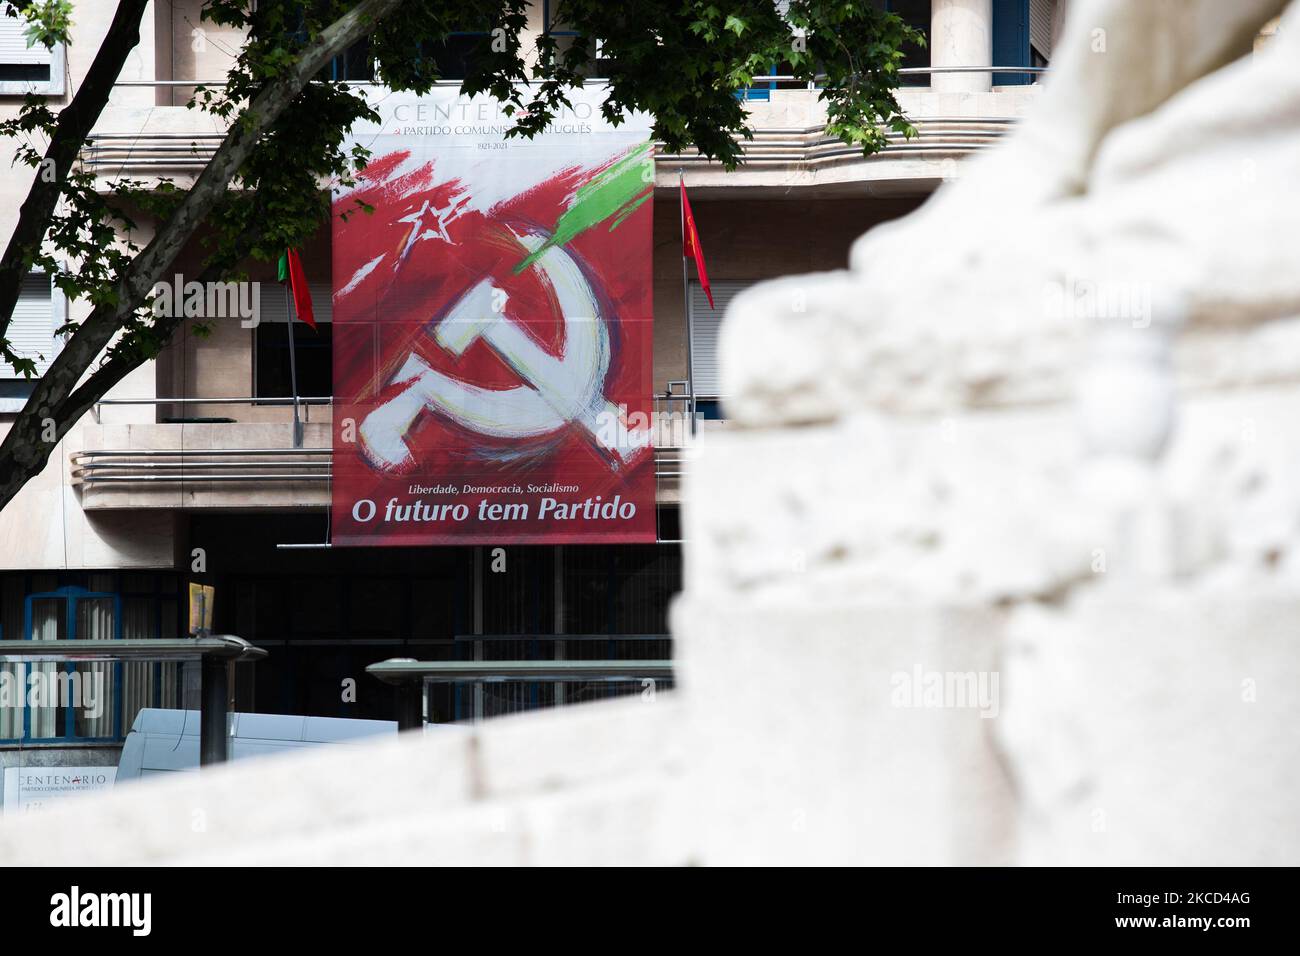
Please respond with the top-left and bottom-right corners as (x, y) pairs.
(0, 1), (1063, 787)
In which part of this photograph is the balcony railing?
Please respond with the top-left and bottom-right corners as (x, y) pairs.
(91, 395), (331, 424)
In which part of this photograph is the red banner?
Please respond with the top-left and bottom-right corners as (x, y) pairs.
(330, 90), (656, 546)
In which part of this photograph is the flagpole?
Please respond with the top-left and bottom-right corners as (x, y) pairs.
(285, 283), (303, 449)
(679, 169), (697, 437)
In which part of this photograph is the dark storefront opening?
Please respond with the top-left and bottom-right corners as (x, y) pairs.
(0, 509), (681, 744)
(188, 513), (682, 725)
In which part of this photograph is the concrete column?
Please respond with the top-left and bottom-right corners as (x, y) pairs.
(931, 0), (993, 93)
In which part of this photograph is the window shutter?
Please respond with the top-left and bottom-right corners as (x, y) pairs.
(0, 17), (51, 64)
(0, 18), (63, 93)
(4, 273), (56, 377)
(1029, 0), (1055, 59)
(688, 280), (753, 398)
(258, 282), (333, 323)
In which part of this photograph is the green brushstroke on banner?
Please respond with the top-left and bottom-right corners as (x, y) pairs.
(608, 192), (651, 231)
(513, 142), (653, 274)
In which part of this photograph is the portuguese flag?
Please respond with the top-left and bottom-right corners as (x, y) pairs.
(277, 247), (316, 330)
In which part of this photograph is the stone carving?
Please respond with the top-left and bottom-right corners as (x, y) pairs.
(726, 0), (1299, 421)
(712, 0), (1300, 594)
(682, 0), (1300, 863)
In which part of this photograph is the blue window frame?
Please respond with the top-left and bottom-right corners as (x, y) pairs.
(543, 0), (576, 40)
(738, 64), (778, 102)
(324, 38), (374, 82)
(286, 14), (375, 82)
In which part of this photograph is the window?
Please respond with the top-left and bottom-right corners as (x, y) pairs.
(288, 12), (374, 82)
(543, 2), (613, 79)
(733, 4), (810, 100)
(254, 280), (332, 399)
(738, 60), (811, 102)
(1, 272), (64, 411)
(0, 15), (65, 94)
(688, 279), (752, 414)
(323, 37), (375, 82)
(887, 0), (931, 87)
(303, 17), (526, 85)
(3, 273), (57, 375)
(255, 322), (333, 399)
(419, 32), (492, 81)
(329, 25), (496, 83)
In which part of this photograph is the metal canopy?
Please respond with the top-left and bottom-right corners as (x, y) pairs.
(0, 635), (265, 767)
(453, 633), (670, 642)
(366, 659), (674, 685)
(367, 658), (675, 731)
(0, 635), (266, 664)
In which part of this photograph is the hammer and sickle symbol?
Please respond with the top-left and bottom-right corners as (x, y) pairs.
(358, 230), (651, 472)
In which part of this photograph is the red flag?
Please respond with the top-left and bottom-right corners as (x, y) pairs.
(680, 176), (713, 309)
(279, 247), (317, 330)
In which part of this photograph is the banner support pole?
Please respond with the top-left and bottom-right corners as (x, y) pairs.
(285, 284), (304, 449)
(679, 169), (697, 437)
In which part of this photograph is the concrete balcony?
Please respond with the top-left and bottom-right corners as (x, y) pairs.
(86, 79), (1040, 197)
(85, 101), (230, 189)
(72, 420), (332, 511)
(71, 397), (703, 512)
(660, 84), (1039, 199)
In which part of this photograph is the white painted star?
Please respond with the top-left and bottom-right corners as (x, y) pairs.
(395, 196), (468, 262)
